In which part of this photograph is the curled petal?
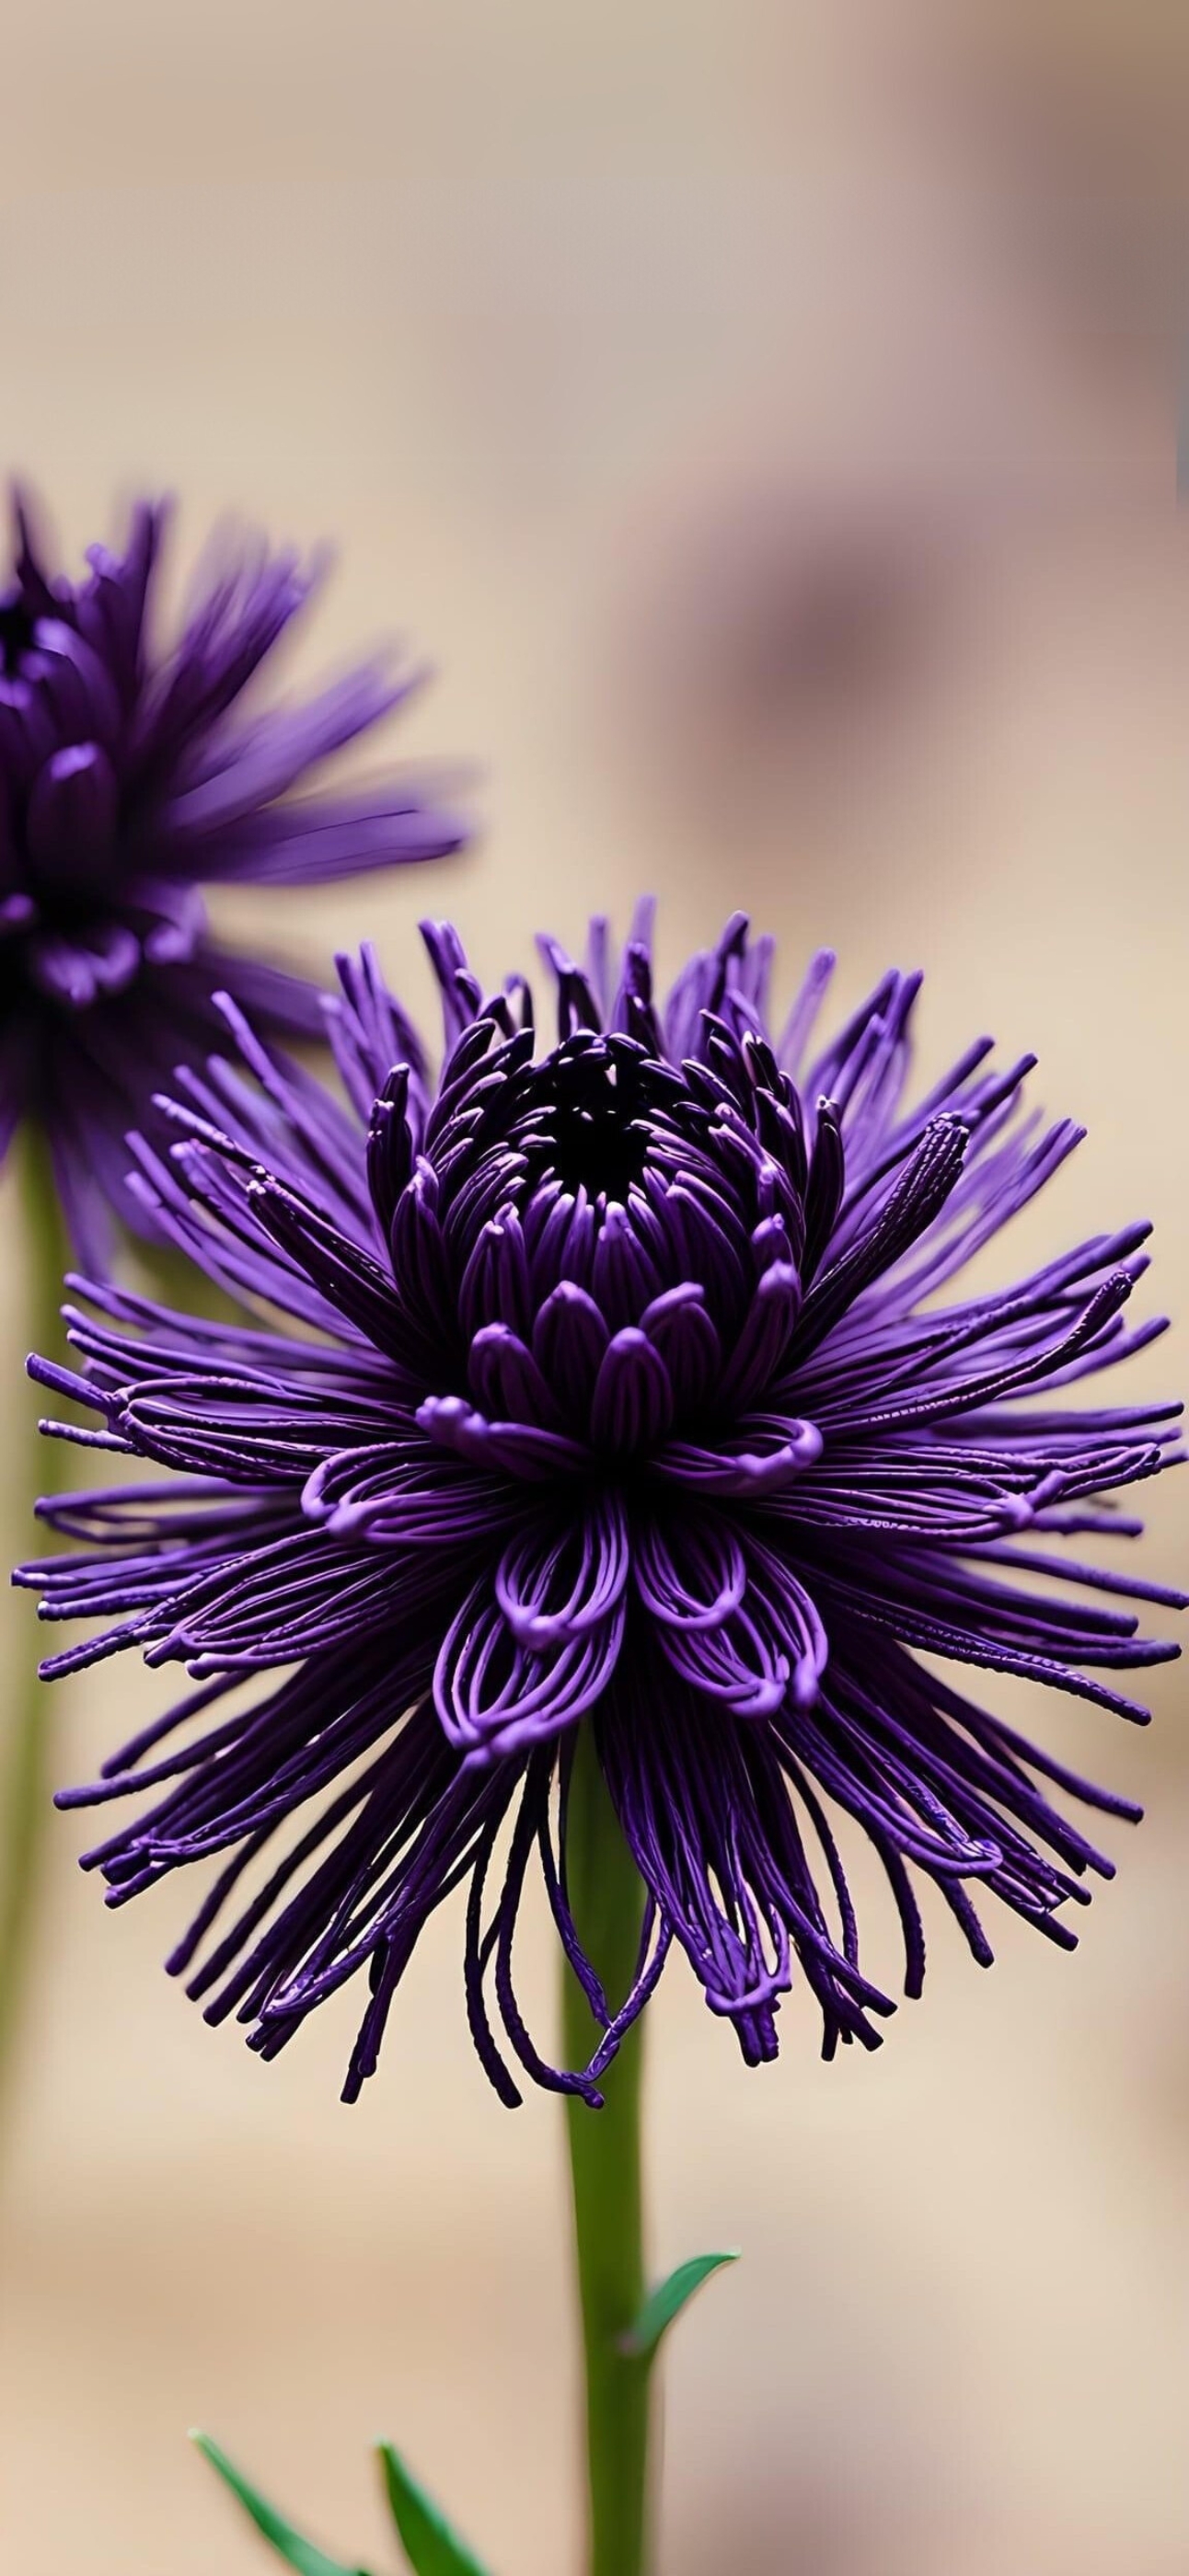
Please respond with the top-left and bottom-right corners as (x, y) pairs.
(301, 1442), (522, 1548)
(654, 1599), (790, 1718)
(468, 1322), (563, 1430)
(433, 1577), (626, 1760)
(801, 1098), (845, 1281)
(652, 1412), (823, 1498)
(532, 1281), (609, 1420)
(365, 1068), (415, 1239)
(458, 1208), (534, 1342)
(590, 1327), (674, 1454)
(719, 1259), (802, 1410)
(632, 1512), (746, 1632)
(495, 1496), (630, 1648)
(388, 1160), (456, 1343)
(590, 1200), (664, 1328)
(650, 1540), (826, 1719)
(639, 1284), (722, 1416)
(417, 1393), (590, 1482)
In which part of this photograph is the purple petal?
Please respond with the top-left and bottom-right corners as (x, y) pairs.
(495, 1494), (629, 1648)
(589, 1326), (674, 1453)
(433, 1572), (626, 1760)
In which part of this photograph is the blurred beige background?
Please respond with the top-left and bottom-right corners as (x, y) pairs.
(0, 4), (1186, 2571)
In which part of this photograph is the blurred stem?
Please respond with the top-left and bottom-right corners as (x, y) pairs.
(0, 1126), (68, 2144)
(562, 1726), (652, 2576)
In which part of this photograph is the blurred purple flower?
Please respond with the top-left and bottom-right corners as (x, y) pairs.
(19, 912), (1183, 2101)
(0, 491), (465, 1262)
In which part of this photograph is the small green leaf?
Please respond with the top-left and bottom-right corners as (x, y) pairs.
(377, 2442), (495, 2576)
(619, 2249), (741, 2359)
(192, 2432), (375, 2576)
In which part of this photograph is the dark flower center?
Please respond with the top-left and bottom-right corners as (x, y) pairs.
(519, 1042), (654, 1203)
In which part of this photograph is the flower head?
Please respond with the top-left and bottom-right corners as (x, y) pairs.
(21, 910), (1183, 2102)
(0, 490), (464, 1262)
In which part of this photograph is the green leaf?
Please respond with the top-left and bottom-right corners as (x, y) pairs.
(619, 2249), (741, 2360)
(377, 2442), (495, 2576)
(192, 2432), (375, 2576)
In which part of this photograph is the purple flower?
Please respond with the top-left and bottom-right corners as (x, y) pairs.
(20, 911), (1183, 2103)
(0, 491), (464, 1263)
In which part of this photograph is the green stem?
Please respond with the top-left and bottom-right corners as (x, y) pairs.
(0, 1126), (69, 2139)
(562, 1726), (652, 2576)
